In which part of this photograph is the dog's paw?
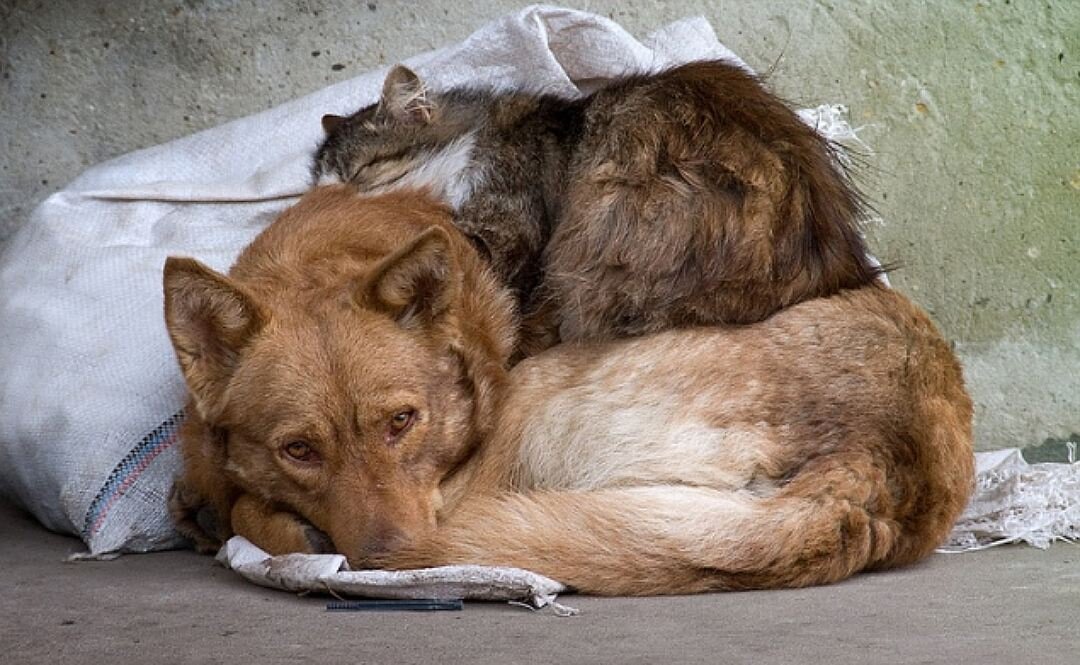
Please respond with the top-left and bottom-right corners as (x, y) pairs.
(230, 494), (339, 556)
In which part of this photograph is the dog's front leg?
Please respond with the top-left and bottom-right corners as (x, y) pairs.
(230, 493), (335, 556)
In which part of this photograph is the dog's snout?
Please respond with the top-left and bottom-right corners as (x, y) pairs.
(329, 481), (439, 569)
(338, 521), (412, 569)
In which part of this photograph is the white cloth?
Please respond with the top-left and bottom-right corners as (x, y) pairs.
(218, 536), (576, 614)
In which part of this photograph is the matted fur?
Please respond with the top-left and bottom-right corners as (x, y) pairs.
(315, 61), (882, 352)
(163, 189), (973, 595)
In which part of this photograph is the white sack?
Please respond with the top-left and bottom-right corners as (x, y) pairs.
(0, 5), (748, 556)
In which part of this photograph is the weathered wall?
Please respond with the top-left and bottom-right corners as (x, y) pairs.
(1, 0), (1076, 452)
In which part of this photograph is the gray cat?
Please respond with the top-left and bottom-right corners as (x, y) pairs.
(314, 62), (881, 353)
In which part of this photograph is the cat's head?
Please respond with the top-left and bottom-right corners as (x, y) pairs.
(313, 66), (478, 205)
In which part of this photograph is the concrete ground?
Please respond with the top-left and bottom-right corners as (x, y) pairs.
(2, 500), (1077, 664)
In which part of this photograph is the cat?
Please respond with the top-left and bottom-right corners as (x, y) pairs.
(314, 61), (882, 352)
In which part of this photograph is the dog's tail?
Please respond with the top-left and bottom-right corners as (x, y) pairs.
(377, 451), (939, 595)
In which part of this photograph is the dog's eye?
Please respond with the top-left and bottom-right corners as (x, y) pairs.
(283, 441), (319, 463)
(388, 409), (416, 438)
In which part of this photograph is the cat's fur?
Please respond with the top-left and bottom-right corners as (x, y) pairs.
(314, 61), (881, 352)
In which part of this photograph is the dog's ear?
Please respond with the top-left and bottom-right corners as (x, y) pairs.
(163, 257), (266, 420)
(360, 227), (458, 329)
(378, 65), (434, 125)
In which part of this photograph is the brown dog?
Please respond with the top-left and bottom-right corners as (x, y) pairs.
(164, 186), (517, 556)
(164, 186), (973, 594)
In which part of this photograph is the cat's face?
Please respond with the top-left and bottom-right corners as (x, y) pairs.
(313, 66), (478, 207)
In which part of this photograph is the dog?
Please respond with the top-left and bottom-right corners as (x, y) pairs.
(164, 185), (517, 556)
(164, 185), (973, 594)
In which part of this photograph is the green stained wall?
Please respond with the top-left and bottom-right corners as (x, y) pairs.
(1, 0), (1076, 451)
(725, 1), (1079, 452)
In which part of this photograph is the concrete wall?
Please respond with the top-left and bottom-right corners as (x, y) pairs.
(1, 0), (1076, 453)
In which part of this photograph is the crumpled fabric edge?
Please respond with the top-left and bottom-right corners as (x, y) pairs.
(216, 536), (579, 615)
(941, 446), (1080, 553)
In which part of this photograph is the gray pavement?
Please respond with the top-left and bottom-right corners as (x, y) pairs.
(1, 500), (1076, 664)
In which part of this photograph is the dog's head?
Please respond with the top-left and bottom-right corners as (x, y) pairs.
(163, 190), (515, 563)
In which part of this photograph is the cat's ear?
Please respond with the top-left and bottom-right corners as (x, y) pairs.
(163, 257), (266, 421)
(321, 114), (346, 134)
(358, 227), (458, 329)
(379, 65), (434, 125)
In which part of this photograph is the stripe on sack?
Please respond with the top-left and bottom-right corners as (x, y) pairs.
(82, 412), (185, 541)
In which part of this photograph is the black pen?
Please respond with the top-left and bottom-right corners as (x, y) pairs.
(326, 598), (464, 612)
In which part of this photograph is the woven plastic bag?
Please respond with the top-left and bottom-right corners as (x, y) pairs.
(0, 5), (747, 556)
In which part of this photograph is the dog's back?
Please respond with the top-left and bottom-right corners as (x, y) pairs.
(378, 285), (974, 594)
